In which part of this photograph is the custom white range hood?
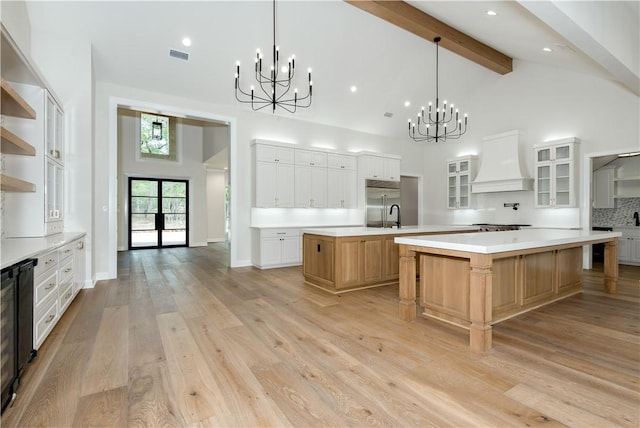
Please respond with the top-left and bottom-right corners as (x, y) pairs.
(472, 130), (534, 193)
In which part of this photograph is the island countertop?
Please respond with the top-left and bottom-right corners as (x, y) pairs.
(394, 228), (621, 254)
(302, 225), (479, 237)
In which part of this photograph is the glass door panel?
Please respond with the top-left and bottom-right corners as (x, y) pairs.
(161, 181), (187, 246)
(129, 178), (189, 249)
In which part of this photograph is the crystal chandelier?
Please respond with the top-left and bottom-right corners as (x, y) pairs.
(408, 37), (468, 142)
(234, 0), (313, 113)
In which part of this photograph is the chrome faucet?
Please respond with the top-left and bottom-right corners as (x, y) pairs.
(389, 204), (401, 229)
(634, 211), (639, 226)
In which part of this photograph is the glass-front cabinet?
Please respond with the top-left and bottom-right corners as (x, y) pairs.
(534, 138), (579, 208)
(447, 156), (477, 209)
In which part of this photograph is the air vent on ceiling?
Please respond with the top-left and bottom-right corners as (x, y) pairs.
(384, 112), (394, 118)
(169, 49), (189, 61)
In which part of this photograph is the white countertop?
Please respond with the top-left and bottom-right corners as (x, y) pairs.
(1, 232), (86, 270)
(301, 225), (479, 237)
(394, 229), (621, 254)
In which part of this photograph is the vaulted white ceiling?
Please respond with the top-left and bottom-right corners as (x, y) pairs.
(25, 1), (638, 139)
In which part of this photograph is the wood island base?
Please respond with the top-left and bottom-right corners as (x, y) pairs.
(397, 236), (619, 353)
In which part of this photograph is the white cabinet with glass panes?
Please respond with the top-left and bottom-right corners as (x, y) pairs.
(534, 138), (579, 208)
(45, 92), (64, 164)
(447, 156), (477, 209)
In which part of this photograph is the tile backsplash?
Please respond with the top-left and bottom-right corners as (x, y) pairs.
(593, 197), (640, 227)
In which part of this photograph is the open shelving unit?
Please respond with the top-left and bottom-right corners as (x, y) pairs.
(0, 173), (36, 192)
(1, 77), (36, 119)
(1, 126), (36, 156)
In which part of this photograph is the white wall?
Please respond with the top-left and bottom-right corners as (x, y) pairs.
(93, 80), (423, 277)
(1, 1), (31, 57)
(206, 169), (227, 242)
(29, 27), (94, 286)
(116, 109), (208, 249)
(421, 59), (640, 228)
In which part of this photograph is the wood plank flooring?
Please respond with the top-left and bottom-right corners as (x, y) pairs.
(2, 245), (639, 427)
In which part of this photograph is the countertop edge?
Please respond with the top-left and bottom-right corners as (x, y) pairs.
(1, 232), (87, 270)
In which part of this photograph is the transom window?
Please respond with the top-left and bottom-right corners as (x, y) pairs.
(139, 113), (177, 161)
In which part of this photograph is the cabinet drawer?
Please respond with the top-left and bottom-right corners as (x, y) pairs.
(58, 242), (74, 262)
(34, 270), (57, 308)
(59, 281), (74, 312)
(261, 228), (300, 239)
(34, 250), (58, 280)
(34, 295), (58, 349)
(59, 258), (73, 284)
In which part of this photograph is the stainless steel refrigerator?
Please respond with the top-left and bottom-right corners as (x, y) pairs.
(366, 179), (401, 228)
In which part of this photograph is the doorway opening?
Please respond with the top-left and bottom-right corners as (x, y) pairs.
(128, 177), (189, 249)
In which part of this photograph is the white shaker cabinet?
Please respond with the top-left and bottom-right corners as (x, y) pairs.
(253, 142), (295, 208)
(294, 149), (327, 208)
(45, 92), (64, 165)
(592, 166), (615, 208)
(534, 138), (579, 208)
(327, 154), (357, 209)
(251, 228), (301, 268)
(447, 156), (477, 209)
(360, 154), (401, 181)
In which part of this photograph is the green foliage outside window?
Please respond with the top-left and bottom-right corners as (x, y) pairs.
(140, 113), (177, 160)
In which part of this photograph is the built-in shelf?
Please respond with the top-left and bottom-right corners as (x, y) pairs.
(1, 77), (36, 119)
(614, 176), (640, 182)
(1, 173), (36, 192)
(1, 126), (35, 155)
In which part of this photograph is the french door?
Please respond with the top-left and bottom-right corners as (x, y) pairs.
(128, 178), (189, 249)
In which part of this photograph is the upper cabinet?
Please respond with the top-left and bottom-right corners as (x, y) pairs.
(294, 149), (327, 208)
(253, 143), (295, 208)
(593, 156), (640, 208)
(359, 154), (401, 181)
(447, 156), (477, 209)
(534, 138), (579, 208)
(593, 166), (615, 208)
(45, 93), (64, 165)
(2, 25), (66, 236)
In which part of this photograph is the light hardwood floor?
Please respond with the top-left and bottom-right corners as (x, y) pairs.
(2, 244), (639, 427)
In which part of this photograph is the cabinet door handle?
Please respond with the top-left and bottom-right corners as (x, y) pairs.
(45, 283), (55, 290)
(65, 292), (72, 299)
(45, 314), (55, 324)
(77, 241), (84, 250)
(64, 268), (72, 273)
(317, 244), (321, 252)
(45, 258), (55, 265)
(64, 249), (72, 254)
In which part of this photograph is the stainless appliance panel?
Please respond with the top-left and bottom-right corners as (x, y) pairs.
(366, 180), (401, 228)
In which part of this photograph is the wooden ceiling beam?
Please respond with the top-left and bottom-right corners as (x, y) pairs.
(345, 0), (513, 75)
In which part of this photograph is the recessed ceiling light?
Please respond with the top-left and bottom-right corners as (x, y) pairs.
(487, 10), (497, 16)
(350, 85), (358, 93)
(404, 101), (411, 107)
(182, 37), (192, 47)
(543, 47), (552, 52)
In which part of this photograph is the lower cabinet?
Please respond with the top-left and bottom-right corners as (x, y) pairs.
(336, 237), (383, 289)
(251, 228), (301, 269)
(617, 231), (640, 265)
(32, 236), (85, 350)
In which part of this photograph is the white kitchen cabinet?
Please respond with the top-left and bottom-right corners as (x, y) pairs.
(45, 92), (64, 165)
(251, 228), (301, 268)
(327, 153), (357, 171)
(294, 149), (327, 208)
(255, 160), (295, 208)
(593, 166), (615, 208)
(360, 154), (401, 181)
(327, 168), (357, 208)
(447, 156), (477, 209)
(2, 28), (66, 237)
(255, 143), (295, 164)
(616, 228), (640, 266)
(32, 236), (84, 349)
(295, 165), (327, 208)
(46, 158), (64, 228)
(534, 138), (579, 208)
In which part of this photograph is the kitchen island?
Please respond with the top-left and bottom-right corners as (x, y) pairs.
(394, 229), (621, 352)
(302, 225), (478, 293)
